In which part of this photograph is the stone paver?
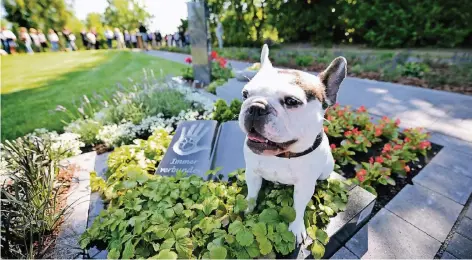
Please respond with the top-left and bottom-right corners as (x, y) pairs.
(385, 184), (462, 241)
(431, 148), (472, 178)
(330, 247), (358, 259)
(466, 206), (472, 219)
(445, 233), (472, 259)
(442, 251), (458, 259)
(457, 217), (472, 240)
(429, 132), (472, 156)
(413, 163), (472, 205)
(345, 209), (441, 259)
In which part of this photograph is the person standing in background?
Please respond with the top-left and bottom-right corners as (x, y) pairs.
(173, 31), (180, 47)
(124, 30), (131, 48)
(114, 28), (124, 49)
(63, 27), (77, 51)
(155, 31), (162, 47)
(37, 29), (48, 51)
(167, 34), (172, 46)
(48, 29), (59, 51)
(91, 27), (100, 49)
(2, 26), (17, 54)
(179, 29), (185, 47)
(104, 27), (114, 49)
(80, 28), (88, 49)
(131, 30), (138, 48)
(29, 28), (41, 52)
(138, 23), (148, 50)
(86, 30), (96, 49)
(0, 28), (8, 53)
(20, 27), (34, 54)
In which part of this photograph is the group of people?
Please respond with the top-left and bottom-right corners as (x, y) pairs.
(0, 26), (76, 54)
(0, 22), (190, 55)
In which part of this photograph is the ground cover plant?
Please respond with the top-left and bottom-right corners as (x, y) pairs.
(1, 50), (187, 141)
(158, 46), (472, 95)
(80, 129), (349, 259)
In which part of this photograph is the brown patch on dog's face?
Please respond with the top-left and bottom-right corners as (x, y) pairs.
(277, 69), (326, 102)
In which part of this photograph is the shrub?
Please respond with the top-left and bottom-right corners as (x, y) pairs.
(212, 99), (242, 123)
(64, 119), (102, 145)
(400, 62), (430, 78)
(295, 55), (313, 67)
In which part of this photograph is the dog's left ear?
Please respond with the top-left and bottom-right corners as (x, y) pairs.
(260, 44), (272, 69)
(319, 57), (347, 106)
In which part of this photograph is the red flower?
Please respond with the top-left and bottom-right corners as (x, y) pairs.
(385, 154), (392, 159)
(337, 110), (344, 117)
(404, 137), (411, 143)
(418, 140), (431, 150)
(374, 127), (383, 137)
(382, 116), (390, 122)
(394, 144), (402, 150)
(357, 105), (367, 113)
(323, 126), (329, 133)
(382, 143), (392, 153)
(330, 144), (337, 150)
(327, 115), (334, 121)
(394, 118), (401, 126)
(211, 51), (218, 59)
(404, 165), (411, 173)
(375, 156), (384, 163)
(344, 130), (352, 137)
(356, 169), (367, 182)
(352, 128), (360, 136)
(185, 57), (192, 64)
(217, 57), (227, 68)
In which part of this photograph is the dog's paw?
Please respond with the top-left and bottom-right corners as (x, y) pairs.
(289, 220), (307, 245)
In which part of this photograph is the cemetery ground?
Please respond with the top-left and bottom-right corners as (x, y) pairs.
(0, 50), (186, 141)
(2, 48), (472, 259)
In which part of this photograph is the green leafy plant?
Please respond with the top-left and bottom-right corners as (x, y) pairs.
(64, 119), (102, 145)
(81, 140), (349, 259)
(207, 79), (227, 95)
(212, 99), (242, 123)
(1, 137), (73, 258)
(295, 55), (313, 67)
(400, 62), (430, 78)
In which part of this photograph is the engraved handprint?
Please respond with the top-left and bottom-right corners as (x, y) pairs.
(173, 123), (211, 156)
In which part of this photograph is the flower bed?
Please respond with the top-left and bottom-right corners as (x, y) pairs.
(158, 46), (472, 96)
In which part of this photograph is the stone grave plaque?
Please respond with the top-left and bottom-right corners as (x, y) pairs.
(156, 120), (218, 179)
(212, 121), (246, 180)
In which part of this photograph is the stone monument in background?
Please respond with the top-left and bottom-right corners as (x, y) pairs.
(187, 0), (211, 85)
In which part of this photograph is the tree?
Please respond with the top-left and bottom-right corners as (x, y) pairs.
(2, 0), (72, 31)
(103, 0), (152, 30)
(85, 12), (105, 34)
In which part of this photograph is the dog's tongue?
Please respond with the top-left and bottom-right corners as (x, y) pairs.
(247, 133), (267, 143)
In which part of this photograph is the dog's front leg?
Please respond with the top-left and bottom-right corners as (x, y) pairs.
(289, 181), (315, 244)
(245, 168), (262, 213)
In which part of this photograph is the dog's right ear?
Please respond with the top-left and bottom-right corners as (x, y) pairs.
(260, 44), (272, 69)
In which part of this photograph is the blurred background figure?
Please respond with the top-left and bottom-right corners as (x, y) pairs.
(173, 31), (180, 47)
(86, 29), (96, 49)
(19, 27), (33, 54)
(124, 30), (131, 48)
(91, 27), (100, 49)
(80, 28), (88, 49)
(47, 29), (59, 52)
(29, 28), (41, 52)
(131, 29), (137, 48)
(138, 23), (148, 50)
(37, 29), (48, 51)
(104, 27), (114, 49)
(114, 28), (124, 49)
(62, 27), (77, 51)
(155, 31), (162, 47)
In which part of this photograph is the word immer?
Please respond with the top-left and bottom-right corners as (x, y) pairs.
(170, 158), (198, 165)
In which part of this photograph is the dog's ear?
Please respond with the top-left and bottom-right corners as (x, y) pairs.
(319, 57), (347, 106)
(260, 44), (272, 68)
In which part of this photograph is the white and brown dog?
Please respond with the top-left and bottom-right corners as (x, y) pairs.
(239, 44), (347, 244)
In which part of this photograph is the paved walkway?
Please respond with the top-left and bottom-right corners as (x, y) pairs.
(148, 50), (472, 259)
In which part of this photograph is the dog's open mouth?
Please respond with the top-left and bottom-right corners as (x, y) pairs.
(246, 127), (296, 152)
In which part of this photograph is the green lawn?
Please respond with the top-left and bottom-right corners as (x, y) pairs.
(1, 50), (186, 141)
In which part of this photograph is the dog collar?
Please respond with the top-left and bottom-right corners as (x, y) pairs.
(276, 132), (323, 159)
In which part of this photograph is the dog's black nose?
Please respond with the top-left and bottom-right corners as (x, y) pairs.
(248, 102), (269, 117)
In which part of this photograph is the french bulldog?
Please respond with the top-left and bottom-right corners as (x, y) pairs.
(239, 44), (347, 244)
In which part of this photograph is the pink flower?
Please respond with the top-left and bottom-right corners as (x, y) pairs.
(375, 156), (384, 163)
(344, 130), (352, 137)
(394, 118), (401, 126)
(357, 105), (367, 113)
(356, 169), (367, 182)
(330, 144), (337, 150)
(404, 165), (411, 172)
(369, 157), (374, 164)
(185, 57), (192, 64)
(418, 140), (431, 150)
(382, 143), (392, 153)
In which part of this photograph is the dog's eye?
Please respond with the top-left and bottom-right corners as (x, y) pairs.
(284, 97), (301, 107)
(242, 90), (248, 99)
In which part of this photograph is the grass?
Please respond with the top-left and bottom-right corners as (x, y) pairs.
(1, 50), (186, 141)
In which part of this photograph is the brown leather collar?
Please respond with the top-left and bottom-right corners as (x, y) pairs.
(276, 132), (323, 159)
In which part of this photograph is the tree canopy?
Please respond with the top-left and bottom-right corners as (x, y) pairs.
(103, 0), (152, 31)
